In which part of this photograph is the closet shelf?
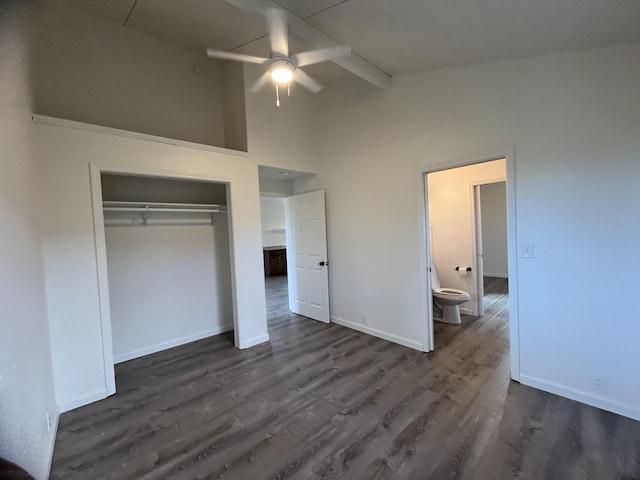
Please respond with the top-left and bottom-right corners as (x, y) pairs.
(103, 201), (227, 226)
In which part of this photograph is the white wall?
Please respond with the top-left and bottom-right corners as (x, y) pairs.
(35, 120), (268, 412)
(480, 182), (508, 277)
(101, 173), (228, 204)
(106, 219), (232, 363)
(303, 42), (640, 420)
(259, 177), (294, 196)
(427, 160), (506, 312)
(0, 2), (58, 478)
(244, 65), (319, 172)
(220, 61), (248, 152)
(260, 197), (286, 247)
(33, 1), (228, 147)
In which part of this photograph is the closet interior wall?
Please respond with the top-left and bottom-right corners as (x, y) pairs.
(101, 174), (233, 363)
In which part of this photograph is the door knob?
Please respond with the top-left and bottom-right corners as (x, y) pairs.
(319, 261), (329, 266)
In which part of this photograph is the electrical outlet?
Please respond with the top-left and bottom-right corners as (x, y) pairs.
(361, 313), (367, 325)
(592, 375), (607, 393)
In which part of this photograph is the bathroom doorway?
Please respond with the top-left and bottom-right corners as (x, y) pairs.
(421, 151), (520, 380)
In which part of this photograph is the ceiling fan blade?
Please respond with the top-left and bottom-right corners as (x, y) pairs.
(265, 7), (289, 57)
(293, 69), (323, 93)
(292, 46), (351, 67)
(249, 71), (272, 93)
(206, 48), (269, 65)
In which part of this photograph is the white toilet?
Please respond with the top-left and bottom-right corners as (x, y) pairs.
(431, 261), (471, 324)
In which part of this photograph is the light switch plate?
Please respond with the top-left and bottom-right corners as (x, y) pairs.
(522, 243), (534, 258)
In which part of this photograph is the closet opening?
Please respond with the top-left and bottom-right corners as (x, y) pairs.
(100, 173), (234, 371)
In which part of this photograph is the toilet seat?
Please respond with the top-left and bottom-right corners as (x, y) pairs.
(434, 287), (470, 301)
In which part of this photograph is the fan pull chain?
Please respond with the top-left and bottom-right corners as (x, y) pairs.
(276, 84), (280, 107)
(287, 83), (290, 96)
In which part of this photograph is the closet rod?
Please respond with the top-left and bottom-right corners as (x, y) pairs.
(103, 207), (223, 213)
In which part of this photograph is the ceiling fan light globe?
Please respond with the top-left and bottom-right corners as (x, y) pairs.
(270, 61), (293, 83)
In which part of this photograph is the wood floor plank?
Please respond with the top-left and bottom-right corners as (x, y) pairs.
(50, 275), (640, 479)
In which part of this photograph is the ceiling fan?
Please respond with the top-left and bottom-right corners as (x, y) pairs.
(206, 7), (351, 105)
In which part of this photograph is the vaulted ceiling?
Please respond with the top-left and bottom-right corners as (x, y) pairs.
(65, 0), (640, 87)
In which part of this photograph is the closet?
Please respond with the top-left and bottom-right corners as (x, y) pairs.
(101, 173), (233, 364)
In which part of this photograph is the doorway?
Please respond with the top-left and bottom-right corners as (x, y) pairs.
(474, 181), (509, 316)
(258, 167), (331, 333)
(90, 163), (267, 399)
(421, 151), (520, 380)
(259, 194), (290, 330)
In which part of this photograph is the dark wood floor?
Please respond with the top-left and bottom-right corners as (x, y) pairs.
(50, 276), (640, 479)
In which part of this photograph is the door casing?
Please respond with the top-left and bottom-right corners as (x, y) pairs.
(419, 148), (520, 381)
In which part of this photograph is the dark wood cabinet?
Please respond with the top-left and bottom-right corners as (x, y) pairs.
(263, 246), (287, 277)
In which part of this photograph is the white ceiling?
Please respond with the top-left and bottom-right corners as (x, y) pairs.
(66, 0), (640, 79)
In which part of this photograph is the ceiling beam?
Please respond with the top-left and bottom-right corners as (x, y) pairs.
(225, 0), (392, 90)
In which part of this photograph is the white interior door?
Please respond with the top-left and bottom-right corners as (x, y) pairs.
(285, 190), (330, 323)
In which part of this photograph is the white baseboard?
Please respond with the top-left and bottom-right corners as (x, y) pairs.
(483, 273), (509, 278)
(520, 374), (640, 422)
(59, 388), (107, 413)
(114, 325), (233, 364)
(460, 307), (474, 315)
(240, 333), (270, 349)
(43, 404), (60, 479)
(331, 316), (425, 352)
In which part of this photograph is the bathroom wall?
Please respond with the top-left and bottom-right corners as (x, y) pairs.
(428, 160), (506, 313)
(260, 196), (286, 247)
(480, 181), (508, 277)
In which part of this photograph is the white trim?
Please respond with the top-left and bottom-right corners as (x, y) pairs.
(43, 405), (60, 478)
(59, 389), (108, 413)
(469, 176), (506, 317)
(471, 185), (484, 317)
(504, 150), (520, 381)
(241, 333), (270, 349)
(460, 307), (474, 316)
(225, 182), (242, 349)
(420, 146), (520, 381)
(114, 326), (234, 364)
(259, 191), (289, 198)
(32, 114), (250, 158)
(89, 162), (244, 401)
(520, 374), (640, 422)
(417, 173), (433, 352)
(89, 165), (116, 396)
(331, 316), (426, 352)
